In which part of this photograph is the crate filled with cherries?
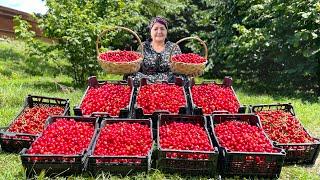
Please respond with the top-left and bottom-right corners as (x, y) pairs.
(249, 103), (320, 164)
(133, 77), (189, 118)
(86, 118), (153, 175)
(187, 77), (244, 116)
(20, 116), (98, 177)
(210, 114), (286, 178)
(0, 95), (70, 153)
(74, 76), (134, 118)
(157, 114), (219, 176)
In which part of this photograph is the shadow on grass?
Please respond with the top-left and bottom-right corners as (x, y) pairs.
(0, 48), (25, 76)
(233, 81), (319, 103)
(0, 48), (69, 78)
(20, 57), (68, 77)
(0, 48), (24, 62)
(23, 80), (82, 93)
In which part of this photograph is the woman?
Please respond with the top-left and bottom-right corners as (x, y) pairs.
(133, 16), (182, 83)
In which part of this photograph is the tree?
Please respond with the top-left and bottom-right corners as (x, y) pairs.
(171, 0), (319, 96)
(224, 0), (320, 95)
(36, 0), (146, 85)
(17, 0), (319, 96)
(35, 0), (187, 85)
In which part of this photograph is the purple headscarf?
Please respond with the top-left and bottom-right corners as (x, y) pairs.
(148, 16), (168, 30)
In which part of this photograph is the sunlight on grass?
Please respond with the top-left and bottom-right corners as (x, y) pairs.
(0, 153), (24, 179)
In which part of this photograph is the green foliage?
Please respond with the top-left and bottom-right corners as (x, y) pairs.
(14, 0), (319, 96)
(13, 16), (69, 76)
(213, 0), (319, 96)
(164, 0), (237, 77)
(37, 0), (148, 85)
(0, 38), (319, 180)
(26, 0), (188, 85)
(164, 0), (319, 97)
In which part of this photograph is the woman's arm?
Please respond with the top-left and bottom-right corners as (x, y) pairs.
(171, 44), (182, 55)
(136, 42), (146, 72)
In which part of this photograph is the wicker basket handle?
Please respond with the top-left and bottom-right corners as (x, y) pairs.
(96, 26), (143, 56)
(169, 36), (208, 61)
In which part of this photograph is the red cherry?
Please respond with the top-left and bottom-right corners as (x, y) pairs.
(93, 122), (152, 164)
(137, 84), (186, 114)
(191, 84), (240, 114)
(99, 51), (141, 62)
(8, 106), (64, 135)
(159, 121), (214, 159)
(172, 53), (206, 64)
(81, 83), (131, 116)
(256, 110), (314, 144)
(27, 118), (94, 162)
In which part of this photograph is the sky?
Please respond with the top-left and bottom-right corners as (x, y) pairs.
(0, 0), (48, 14)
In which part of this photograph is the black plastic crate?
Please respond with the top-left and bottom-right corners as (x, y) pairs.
(20, 116), (98, 177)
(249, 103), (296, 116)
(249, 103), (320, 165)
(187, 77), (246, 116)
(133, 77), (190, 131)
(74, 76), (135, 118)
(157, 114), (219, 176)
(210, 114), (286, 178)
(0, 95), (70, 153)
(86, 118), (153, 175)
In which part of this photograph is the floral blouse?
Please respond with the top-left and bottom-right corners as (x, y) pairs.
(133, 40), (182, 83)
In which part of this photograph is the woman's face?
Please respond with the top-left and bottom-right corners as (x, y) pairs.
(150, 22), (167, 43)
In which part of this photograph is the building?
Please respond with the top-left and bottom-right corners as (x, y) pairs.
(0, 5), (45, 40)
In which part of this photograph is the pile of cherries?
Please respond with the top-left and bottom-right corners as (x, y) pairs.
(99, 51), (141, 62)
(8, 106), (64, 135)
(93, 121), (152, 163)
(159, 120), (214, 159)
(256, 110), (314, 143)
(27, 118), (94, 161)
(191, 84), (240, 114)
(81, 83), (131, 116)
(137, 83), (186, 114)
(214, 121), (277, 153)
(171, 53), (206, 64)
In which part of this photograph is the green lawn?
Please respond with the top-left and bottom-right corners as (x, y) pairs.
(0, 39), (319, 179)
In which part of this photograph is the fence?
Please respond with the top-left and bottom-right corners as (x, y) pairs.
(0, 5), (51, 42)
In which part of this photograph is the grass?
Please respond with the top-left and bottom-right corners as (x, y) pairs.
(0, 38), (319, 179)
